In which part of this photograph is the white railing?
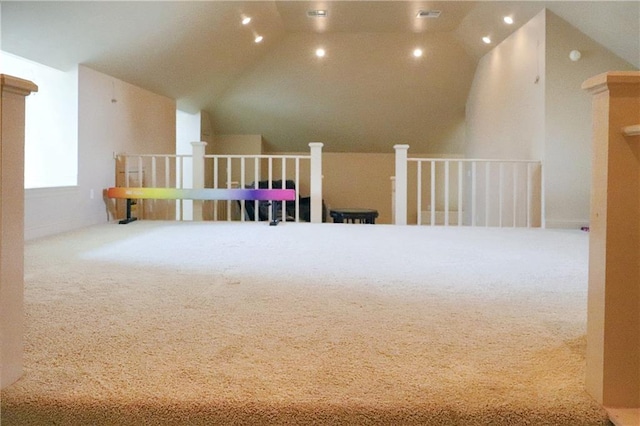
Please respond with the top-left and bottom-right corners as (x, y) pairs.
(205, 153), (309, 223)
(116, 153), (188, 221)
(114, 142), (324, 223)
(393, 145), (542, 227)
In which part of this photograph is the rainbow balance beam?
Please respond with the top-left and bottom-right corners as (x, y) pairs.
(107, 187), (296, 226)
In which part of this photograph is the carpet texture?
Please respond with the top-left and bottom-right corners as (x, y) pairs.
(1, 222), (610, 425)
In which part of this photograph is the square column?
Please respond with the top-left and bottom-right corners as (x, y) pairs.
(582, 71), (640, 410)
(1, 75), (38, 389)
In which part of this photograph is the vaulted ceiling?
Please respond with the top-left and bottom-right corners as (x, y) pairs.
(2, 1), (639, 153)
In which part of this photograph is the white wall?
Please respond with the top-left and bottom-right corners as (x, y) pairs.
(543, 11), (637, 228)
(25, 66), (176, 239)
(465, 9), (637, 229)
(465, 10), (546, 161)
(464, 10), (546, 227)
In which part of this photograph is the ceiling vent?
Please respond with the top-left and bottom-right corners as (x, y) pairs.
(417, 10), (441, 18)
(307, 10), (328, 18)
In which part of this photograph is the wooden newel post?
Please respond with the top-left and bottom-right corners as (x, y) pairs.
(582, 71), (640, 412)
(191, 141), (207, 221)
(309, 142), (324, 223)
(394, 144), (409, 225)
(1, 75), (38, 389)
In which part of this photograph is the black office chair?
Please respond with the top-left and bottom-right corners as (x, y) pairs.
(240, 179), (326, 222)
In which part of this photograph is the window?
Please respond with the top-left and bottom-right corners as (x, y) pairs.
(1, 51), (78, 188)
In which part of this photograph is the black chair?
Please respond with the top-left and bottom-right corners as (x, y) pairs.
(241, 180), (326, 222)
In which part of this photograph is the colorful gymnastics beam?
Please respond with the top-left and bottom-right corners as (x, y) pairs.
(106, 187), (296, 225)
(106, 187), (295, 201)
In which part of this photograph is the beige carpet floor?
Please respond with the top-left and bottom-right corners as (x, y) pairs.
(1, 221), (610, 425)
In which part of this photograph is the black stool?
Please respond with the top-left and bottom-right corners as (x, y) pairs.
(329, 208), (378, 224)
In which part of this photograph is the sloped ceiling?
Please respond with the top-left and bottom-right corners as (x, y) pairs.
(1, 1), (638, 153)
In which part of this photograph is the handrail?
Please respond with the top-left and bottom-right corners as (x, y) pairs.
(408, 158), (539, 164)
(204, 154), (310, 160)
(116, 153), (190, 158)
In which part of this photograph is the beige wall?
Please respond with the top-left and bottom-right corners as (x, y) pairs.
(211, 134), (263, 156)
(321, 153), (395, 224)
(210, 134), (263, 187)
(212, 31), (474, 155)
(25, 66), (176, 239)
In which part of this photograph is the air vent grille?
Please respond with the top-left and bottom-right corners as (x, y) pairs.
(417, 10), (441, 18)
(307, 10), (327, 18)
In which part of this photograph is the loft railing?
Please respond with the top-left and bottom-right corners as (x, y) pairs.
(114, 142), (324, 223)
(392, 145), (542, 227)
(205, 153), (311, 223)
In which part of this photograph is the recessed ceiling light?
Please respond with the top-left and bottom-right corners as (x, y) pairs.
(308, 10), (327, 18)
(413, 48), (423, 58)
(315, 48), (326, 58)
(417, 10), (441, 18)
(254, 35), (263, 43)
(482, 36), (492, 44)
(242, 16), (251, 25)
(503, 16), (514, 25)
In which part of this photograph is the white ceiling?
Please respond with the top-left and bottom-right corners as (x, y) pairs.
(2, 1), (639, 153)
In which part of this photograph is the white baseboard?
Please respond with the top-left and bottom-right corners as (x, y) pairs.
(25, 218), (85, 241)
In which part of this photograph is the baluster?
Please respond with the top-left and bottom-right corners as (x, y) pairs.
(471, 162), (477, 227)
(484, 162), (490, 227)
(295, 157), (300, 222)
(416, 162), (422, 225)
(254, 157), (259, 222)
(268, 157), (273, 223)
(444, 160), (450, 226)
(526, 162), (532, 228)
(151, 157), (157, 187)
(512, 163), (518, 227)
(125, 155), (130, 187)
(281, 158), (286, 222)
(226, 157), (232, 221)
(240, 157), (246, 222)
(458, 161), (463, 227)
(499, 162), (504, 227)
(177, 156), (183, 220)
(430, 160), (436, 226)
(213, 157), (219, 221)
(165, 156), (170, 220)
